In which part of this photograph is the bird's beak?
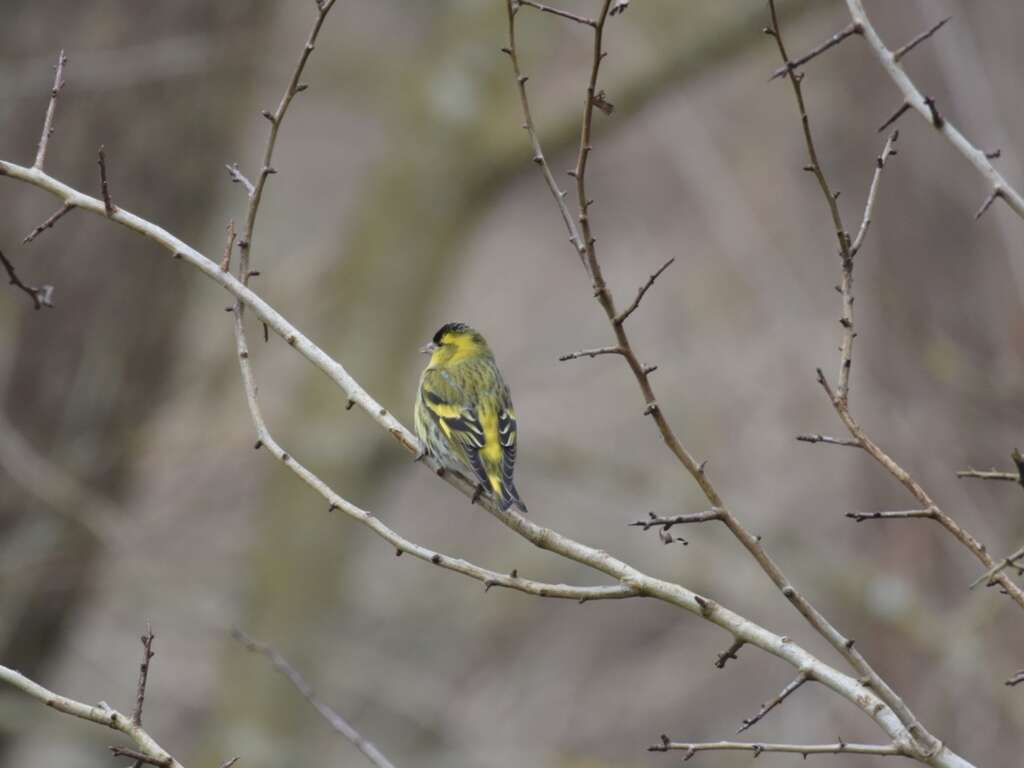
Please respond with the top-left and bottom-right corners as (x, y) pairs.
(420, 341), (438, 355)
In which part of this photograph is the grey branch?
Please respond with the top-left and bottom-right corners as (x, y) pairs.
(796, 433), (862, 448)
(845, 0), (1024, 219)
(614, 257), (675, 325)
(846, 509), (937, 523)
(968, 544), (1024, 590)
(22, 201), (75, 244)
(649, 737), (904, 759)
(0, 664), (182, 768)
(769, 22), (862, 80)
(233, 629), (398, 768)
(33, 51), (67, 170)
(737, 673), (810, 734)
(516, 0), (595, 26)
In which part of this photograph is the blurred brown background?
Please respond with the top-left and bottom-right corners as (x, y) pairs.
(1, 1), (1022, 766)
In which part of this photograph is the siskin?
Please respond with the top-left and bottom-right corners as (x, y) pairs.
(414, 322), (527, 513)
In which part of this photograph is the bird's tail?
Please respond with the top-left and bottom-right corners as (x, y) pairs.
(500, 481), (528, 514)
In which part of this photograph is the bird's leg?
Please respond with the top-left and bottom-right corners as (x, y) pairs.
(471, 484), (485, 505)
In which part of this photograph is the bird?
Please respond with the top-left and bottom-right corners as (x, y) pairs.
(414, 322), (527, 513)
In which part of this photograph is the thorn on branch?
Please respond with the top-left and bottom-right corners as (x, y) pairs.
(975, 188), (1003, 220)
(22, 202), (75, 245)
(878, 102), (911, 132)
(769, 22), (862, 80)
(97, 146), (117, 216)
(0, 249), (54, 310)
(986, 148), (1002, 160)
(923, 95), (944, 128)
(893, 16), (951, 63)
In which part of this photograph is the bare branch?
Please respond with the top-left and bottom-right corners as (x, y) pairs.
(796, 433), (862, 448)
(221, 220), (236, 272)
(968, 544), (1024, 590)
(845, 0), (1024, 219)
(846, 509), (937, 523)
(737, 673), (810, 734)
(517, 0), (595, 27)
(132, 625), (155, 726)
(22, 201), (74, 244)
(628, 510), (723, 531)
(893, 16), (952, 63)
(0, 248), (54, 310)
(225, 162), (255, 197)
(503, 0), (586, 259)
(1007, 671), (1024, 687)
(769, 23), (862, 80)
(110, 746), (170, 768)
(614, 257), (675, 325)
(851, 131), (899, 256)
(0, 664), (183, 768)
(956, 468), (1019, 482)
(233, 629), (398, 768)
(558, 345), (622, 361)
(33, 51), (67, 170)
(713, 639), (744, 670)
(97, 145), (116, 216)
(649, 737), (903, 759)
(878, 101), (912, 133)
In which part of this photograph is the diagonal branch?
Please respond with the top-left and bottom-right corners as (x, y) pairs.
(968, 543), (1024, 590)
(517, 0), (595, 27)
(233, 629), (398, 768)
(0, 160), (951, 765)
(614, 257), (674, 325)
(769, 22), (862, 80)
(0, 248), (54, 310)
(844, 0), (1024, 219)
(22, 201), (74, 244)
(0, 664), (183, 768)
(892, 16), (951, 63)
(736, 673), (810, 734)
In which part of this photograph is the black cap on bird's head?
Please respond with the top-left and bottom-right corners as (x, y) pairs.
(421, 322), (488, 355)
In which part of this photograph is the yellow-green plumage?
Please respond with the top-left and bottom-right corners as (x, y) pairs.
(414, 322), (527, 512)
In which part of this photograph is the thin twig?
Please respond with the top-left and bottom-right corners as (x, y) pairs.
(628, 510), (723, 531)
(558, 346), (622, 361)
(893, 16), (952, 63)
(878, 101), (912, 133)
(0, 249), (54, 310)
(736, 673), (810, 734)
(233, 629), (397, 768)
(851, 131), (899, 256)
(33, 51), (67, 170)
(846, 509), (937, 523)
(845, 0), (1024, 219)
(796, 433), (862, 448)
(22, 202), (74, 244)
(968, 544), (1024, 590)
(649, 737), (903, 758)
(614, 257), (674, 325)
(132, 625), (155, 726)
(0, 664), (182, 768)
(110, 746), (171, 768)
(225, 163), (255, 197)
(221, 220), (236, 272)
(503, 0), (586, 259)
(1007, 671), (1024, 687)
(769, 23), (862, 80)
(98, 145), (116, 216)
(713, 639), (744, 670)
(956, 468), (1019, 482)
(517, 0), (595, 26)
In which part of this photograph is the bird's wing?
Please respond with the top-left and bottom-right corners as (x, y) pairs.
(419, 369), (488, 478)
